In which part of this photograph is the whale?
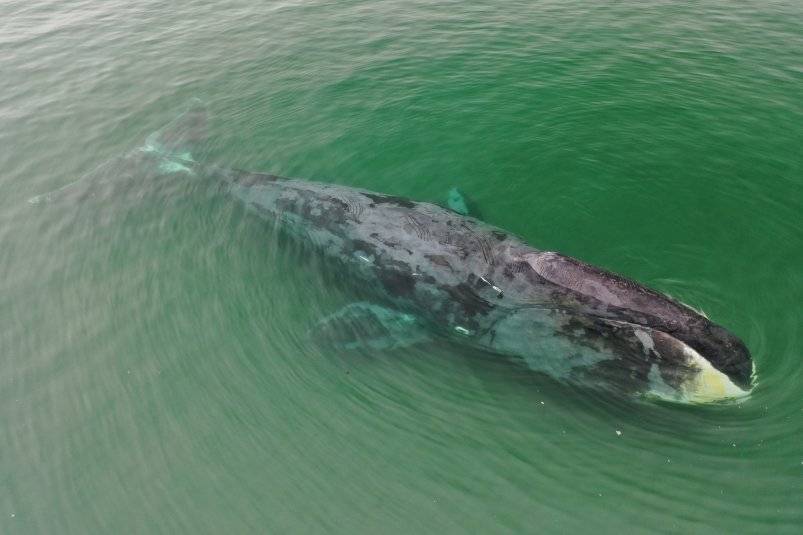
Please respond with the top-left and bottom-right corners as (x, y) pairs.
(32, 101), (755, 403)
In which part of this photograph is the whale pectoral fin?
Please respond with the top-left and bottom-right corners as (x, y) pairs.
(310, 302), (430, 352)
(446, 187), (470, 215)
(442, 187), (483, 219)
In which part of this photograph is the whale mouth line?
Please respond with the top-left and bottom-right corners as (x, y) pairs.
(596, 318), (754, 403)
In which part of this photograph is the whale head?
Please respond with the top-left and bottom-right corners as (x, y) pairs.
(500, 251), (755, 403)
(595, 316), (754, 403)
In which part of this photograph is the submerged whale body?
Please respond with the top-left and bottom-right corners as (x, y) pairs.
(33, 101), (755, 403)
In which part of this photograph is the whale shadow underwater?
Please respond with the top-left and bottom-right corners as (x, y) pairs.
(31, 100), (756, 404)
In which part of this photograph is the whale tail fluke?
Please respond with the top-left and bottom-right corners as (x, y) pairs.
(29, 99), (210, 205)
(142, 98), (209, 163)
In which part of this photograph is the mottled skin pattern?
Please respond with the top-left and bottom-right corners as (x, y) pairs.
(27, 101), (752, 401)
(216, 168), (753, 399)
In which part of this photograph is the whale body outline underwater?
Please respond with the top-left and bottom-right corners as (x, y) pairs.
(31, 100), (756, 404)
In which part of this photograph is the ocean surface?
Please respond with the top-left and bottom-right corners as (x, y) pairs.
(2, 1), (802, 533)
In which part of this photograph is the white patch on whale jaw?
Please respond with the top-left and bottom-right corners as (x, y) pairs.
(645, 344), (751, 404)
(634, 329), (654, 355)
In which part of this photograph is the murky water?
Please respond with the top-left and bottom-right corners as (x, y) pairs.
(2, 1), (802, 533)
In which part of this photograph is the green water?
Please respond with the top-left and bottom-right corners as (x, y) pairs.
(2, 1), (802, 533)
